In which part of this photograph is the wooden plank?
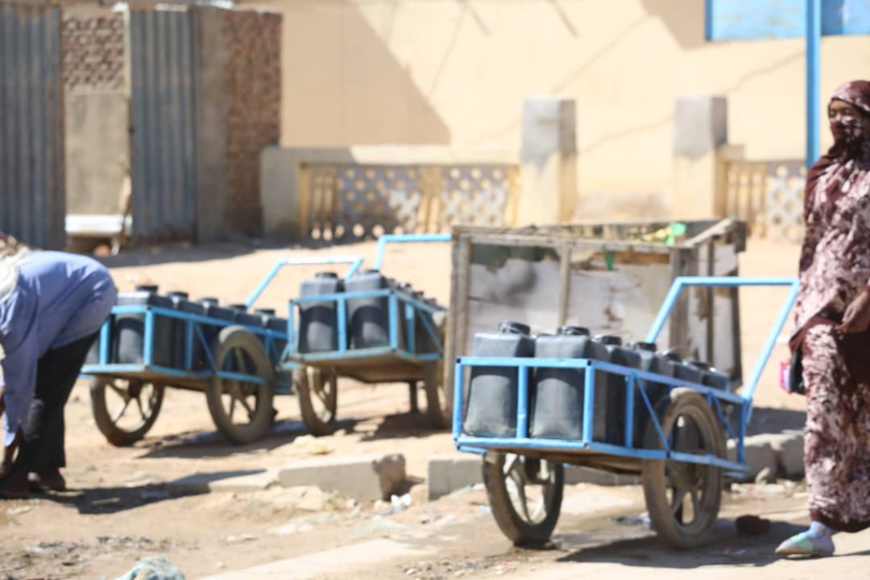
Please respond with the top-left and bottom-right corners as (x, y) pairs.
(298, 164), (311, 238)
(706, 241), (715, 363)
(446, 235), (472, 394)
(667, 246), (692, 355)
(462, 234), (675, 254)
(558, 245), (570, 326)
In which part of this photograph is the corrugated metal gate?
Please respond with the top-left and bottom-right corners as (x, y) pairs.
(0, 3), (65, 249)
(129, 8), (197, 244)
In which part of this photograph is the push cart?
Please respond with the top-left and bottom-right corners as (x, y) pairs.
(280, 233), (454, 435)
(81, 255), (365, 446)
(452, 276), (799, 548)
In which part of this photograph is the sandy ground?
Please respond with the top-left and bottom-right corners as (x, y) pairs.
(0, 236), (821, 579)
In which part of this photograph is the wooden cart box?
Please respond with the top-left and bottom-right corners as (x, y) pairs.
(446, 218), (748, 392)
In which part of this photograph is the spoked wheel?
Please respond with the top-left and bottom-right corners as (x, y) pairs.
(295, 365), (338, 436)
(642, 388), (725, 549)
(482, 451), (564, 546)
(90, 377), (164, 446)
(205, 326), (275, 445)
(422, 359), (451, 430)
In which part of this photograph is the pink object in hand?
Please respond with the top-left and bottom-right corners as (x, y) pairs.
(778, 360), (791, 393)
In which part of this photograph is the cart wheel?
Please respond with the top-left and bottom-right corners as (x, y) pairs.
(422, 360), (451, 429)
(206, 326), (276, 445)
(90, 377), (164, 447)
(295, 366), (338, 436)
(482, 451), (564, 546)
(642, 388), (725, 549)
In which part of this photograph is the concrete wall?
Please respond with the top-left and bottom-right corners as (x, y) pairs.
(260, 145), (518, 238)
(223, 9), (281, 236)
(62, 6), (128, 216)
(65, 92), (128, 215)
(247, 0), (865, 219)
(194, 7), (281, 240)
(62, 7), (125, 93)
(193, 6), (230, 242)
(59, 5), (280, 240)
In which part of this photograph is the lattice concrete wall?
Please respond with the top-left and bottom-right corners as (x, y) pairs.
(62, 12), (125, 92)
(304, 163), (519, 242)
(436, 165), (516, 231)
(724, 160), (767, 236)
(723, 159), (805, 243)
(765, 162), (805, 243)
(223, 10), (282, 236)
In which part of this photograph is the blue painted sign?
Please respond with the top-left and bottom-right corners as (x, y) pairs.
(707, 0), (870, 41)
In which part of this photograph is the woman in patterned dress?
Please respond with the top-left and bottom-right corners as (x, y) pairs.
(777, 80), (870, 557)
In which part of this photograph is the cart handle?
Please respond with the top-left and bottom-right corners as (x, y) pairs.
(645, 276), (800, 414)
(373, 233), (452, 271)
(245, 256), (365, 309)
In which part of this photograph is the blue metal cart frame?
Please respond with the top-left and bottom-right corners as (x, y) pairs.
(81, 255), (365, 446)
(452, 276), (799, 548)
(281, 233), (454, 429)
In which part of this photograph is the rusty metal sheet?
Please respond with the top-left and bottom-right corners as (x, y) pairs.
(0, 2), (65, 249)
(129, 7), (197, 244)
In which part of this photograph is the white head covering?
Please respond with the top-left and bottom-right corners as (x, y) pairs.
(0, 233), (28, 305)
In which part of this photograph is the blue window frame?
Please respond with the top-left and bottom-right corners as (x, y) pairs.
(706, 0), (870, 41)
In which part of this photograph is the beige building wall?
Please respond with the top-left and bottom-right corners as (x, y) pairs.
(247, 0), (865, 218)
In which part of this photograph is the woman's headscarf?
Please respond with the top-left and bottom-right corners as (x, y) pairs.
(0, 232), (29, 306)
(802, 81), (870, 221)
(794, 80), (870, 333)
(828, 81), (870, 154)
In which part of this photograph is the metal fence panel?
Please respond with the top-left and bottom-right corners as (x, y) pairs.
(129, 8), (196, 243)
(0, 3), (65, 249)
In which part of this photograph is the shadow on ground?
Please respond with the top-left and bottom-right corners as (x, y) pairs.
(745, 407), (805, 437)
(23, 482), (201, 516)
(133, 419), (335, 460)
(553, 518), (807, 569)
(358, 411), (445, 442)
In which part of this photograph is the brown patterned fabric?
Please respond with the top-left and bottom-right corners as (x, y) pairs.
(802, 325), (870, 532)
(791, 80), (870, 532)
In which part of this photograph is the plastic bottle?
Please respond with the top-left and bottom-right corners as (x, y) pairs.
(114, 284), (174, 366)
(196, 297), (236, 369)
(591, 335), (641, 445)
(687, 360), (731, 391)
(628, 342), (674, 446)
(165, 291), (199, 369)
(665, 353), (705, 387)
(299, 272), (343, 352)
(344, 269), (390, 349)
(463, 321), (535, 437)
(531, 326), (600, 440)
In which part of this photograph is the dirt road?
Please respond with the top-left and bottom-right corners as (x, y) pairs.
(1, 237), (855, 580)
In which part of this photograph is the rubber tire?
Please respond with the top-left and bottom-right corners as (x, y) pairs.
(205, 326), (276, 445)
(423, 360), (451, 430)
(642, 388), (725, 549)
(90, 377), (165, 447)
(482, 451), (564, 546)
(295, 365), (338, 436)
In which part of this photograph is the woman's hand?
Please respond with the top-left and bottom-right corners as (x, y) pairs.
(841, 288), (870, 333)
(1, 430), (20, 480)
(0, 389), (18, 478)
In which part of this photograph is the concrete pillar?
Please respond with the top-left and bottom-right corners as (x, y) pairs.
(671, 95), (730, 220)
(260, 146), (302, 239)
(516, 97), (577, 226)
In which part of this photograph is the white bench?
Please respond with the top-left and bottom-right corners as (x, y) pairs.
(65, 214), (132, 256)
